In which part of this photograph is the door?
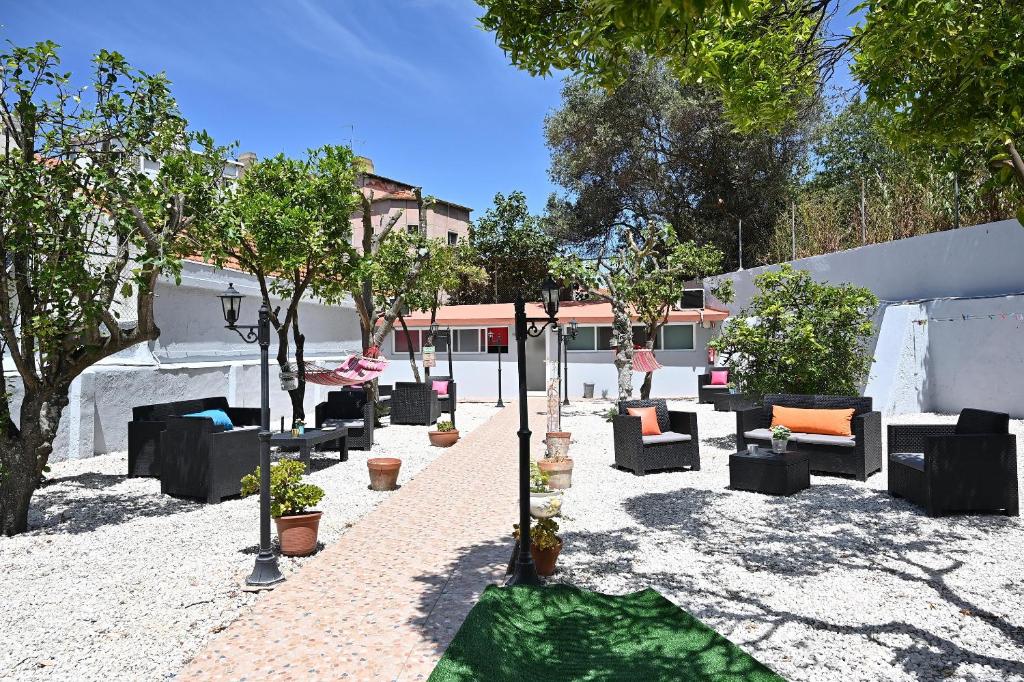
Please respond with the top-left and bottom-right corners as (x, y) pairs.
(526, 333), (547, 391)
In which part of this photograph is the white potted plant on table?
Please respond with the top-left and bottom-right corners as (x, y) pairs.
(771, 425), (792, 453)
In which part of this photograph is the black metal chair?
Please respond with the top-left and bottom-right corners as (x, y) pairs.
(128, 397), (260, 477)
(390, 382), (441, 426)
(888, 408), (1018, 517)
(426, 375), (457, 415)
(613, 399), (700, 475)
(314, 390), (375, 450)
(697, 367), (731, 404)
(158, 416), (260, 503)
(736, 394), (882, 481)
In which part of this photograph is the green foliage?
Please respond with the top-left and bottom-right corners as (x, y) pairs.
(601, 407), (619, 423)
(770, 425), (791, 441)
(710, 279), (734, 305)
(436, 420), (455, 433)
(513, 517), (561, 550)
(710, 265), (878, 397)
(240, 460), (324, 518)
(529, 460), (549, 493)
(452, 191), (555, 303)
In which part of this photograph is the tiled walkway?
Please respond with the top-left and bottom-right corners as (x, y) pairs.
(180, 399), (543, 681)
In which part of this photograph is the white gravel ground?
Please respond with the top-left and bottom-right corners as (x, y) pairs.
(554, 400), (1024, 682)
(0, 402), (499, 681)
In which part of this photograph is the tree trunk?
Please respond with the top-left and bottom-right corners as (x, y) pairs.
(611, 301), (634, 402)
(640, 327), (659, 400)
(287, 310), (306, 422)
(0, 388), (67, 535)
(397, 313), (422, 383)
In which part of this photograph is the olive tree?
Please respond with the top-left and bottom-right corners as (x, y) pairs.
(0, 42), (225, 534)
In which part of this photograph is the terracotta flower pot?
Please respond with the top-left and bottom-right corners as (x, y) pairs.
(367, 457), (402, 491)
(274, 511), (322, 557)
(428, 429), (460, 447)
(545, 431), (571, 459)
(531, 539), (563, 577)
(538, 457), (574, 490)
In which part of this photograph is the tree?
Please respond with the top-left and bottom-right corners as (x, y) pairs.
(449, 191), (555, 304)
(545, 60), (813, 269)
(0, 43), (225, 534)
(709, 265), (878, 397)
(551, 224), (723, 401)
(196, 146), (360, 421)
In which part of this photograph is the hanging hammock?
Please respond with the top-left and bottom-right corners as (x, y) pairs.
(632, 348), (663, 373)
(302, 346), (390, 387)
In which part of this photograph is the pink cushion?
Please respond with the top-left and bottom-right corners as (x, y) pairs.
(431, 380), (449, 397)
(710, 370), (729, 386)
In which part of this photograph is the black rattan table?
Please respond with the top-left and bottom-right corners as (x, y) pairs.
(271, 427), (348, 473)
(729, 448), (810, 496)
(712, 393), (760, 412)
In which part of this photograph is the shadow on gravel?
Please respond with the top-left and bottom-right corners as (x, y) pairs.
(611, 484), (1024, 680)
(702, 434), (738, 451)
(30, 472), (200, 534)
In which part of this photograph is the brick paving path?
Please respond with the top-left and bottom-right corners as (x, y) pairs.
(180, 400), (543, 681)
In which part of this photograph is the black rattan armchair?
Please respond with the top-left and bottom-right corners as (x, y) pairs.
(697, 367), (731, 404)
(390, 382), (441, 426)
(736, 394), (882, 481)
(888, 408), (1018, 517)
(128, 397), (260, 477)
(159, 416), (260, 503)
(314, 390), (375, 450)
(613, 399), (700, 475)
(425, 375), (457, 415)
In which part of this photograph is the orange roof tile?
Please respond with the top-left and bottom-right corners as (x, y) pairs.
(392, 300), (728, 327)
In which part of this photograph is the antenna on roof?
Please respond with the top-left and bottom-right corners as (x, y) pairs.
(340, 123), (365, 152)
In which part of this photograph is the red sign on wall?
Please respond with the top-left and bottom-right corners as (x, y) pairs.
(486, 327), (509, 347)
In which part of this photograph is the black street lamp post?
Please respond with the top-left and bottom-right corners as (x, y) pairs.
(487, 329), (505, 408)
(506, 274), (561, 587)
(556, 320), (578, 416)
(219, 283), (284, 588)
(428, 322), (457, 429)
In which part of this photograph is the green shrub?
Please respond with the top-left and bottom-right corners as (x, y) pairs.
(530, 460), (549, 493)
(710, 265), (877, 397)
(436, 420), (455, 432)
(240, 459), (324, 518)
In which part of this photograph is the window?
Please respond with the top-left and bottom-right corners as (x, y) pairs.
(597, 326), (615, 350)
(631, 326), (661, 350)
(662, 324), (695, 350)
(394, 329), (422, 353)
(407, 224), (419, 234)
(565, 326), (596, 351)
(447, 231), (459, 245)
(453, 328), (480, 353)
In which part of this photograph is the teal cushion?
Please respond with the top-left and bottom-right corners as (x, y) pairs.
(183, 409), (234, 431)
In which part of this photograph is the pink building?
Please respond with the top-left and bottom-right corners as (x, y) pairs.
(352, 160), (472, 249)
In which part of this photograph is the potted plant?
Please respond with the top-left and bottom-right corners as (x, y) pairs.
(771, 425), (792, 453)
(513, 518), (562, 577)
(539, 438), (574, 489)
(428, 420), (460, 447)
(241, 460), (324, 557)
(726, 381), (737, 395)
(367, 457), (402, 490)
(529, 460), (562, 519)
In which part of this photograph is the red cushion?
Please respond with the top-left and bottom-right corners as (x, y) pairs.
(710, 370), (729, 386)
(626, 407), (662, 436)
(431, 380), (449, 397)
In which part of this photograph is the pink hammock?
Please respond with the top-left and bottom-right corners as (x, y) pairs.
(632, 348), (663, 373)
(302, 347), (389, 387)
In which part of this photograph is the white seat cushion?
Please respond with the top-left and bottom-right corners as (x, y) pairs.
(642, 431), (692, 446)
(792, 432), (856, 448)
(743, 428), (773, 441)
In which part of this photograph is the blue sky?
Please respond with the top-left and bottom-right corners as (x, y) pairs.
(4, 1), (865, 217)
(2, 0), (564, 215)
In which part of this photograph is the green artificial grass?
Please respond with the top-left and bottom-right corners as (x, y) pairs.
(428, 584), (786, 682)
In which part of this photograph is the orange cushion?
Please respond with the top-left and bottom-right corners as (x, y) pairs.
(626, 407), (662, 436)
(771, 405), (855, 437)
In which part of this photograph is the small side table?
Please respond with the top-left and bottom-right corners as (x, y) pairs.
(712, 393), (760, 412)
(271, 427), (348, 473)
(729, 448), (810, 496)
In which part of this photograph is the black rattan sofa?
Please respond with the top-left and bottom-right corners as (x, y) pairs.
(159, 415), (260, 503)
(314, 390), (375, 450)
(736, 394), (882, 481)
(613, 399), (700, 475)
(888, 408), (1018, 517)
(128, 397), (260, 477)
(698, 367), (731, 404)
(391, 382), (441, 426)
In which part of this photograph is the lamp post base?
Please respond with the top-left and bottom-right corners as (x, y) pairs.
(504, 541), (544, 587)
(246, 551), (285, 588)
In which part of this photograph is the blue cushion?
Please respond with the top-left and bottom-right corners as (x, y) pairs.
(183, 409), (234, 431)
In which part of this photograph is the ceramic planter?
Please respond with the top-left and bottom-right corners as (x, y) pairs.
(531, 539), (563, 577)
(772, 438), (788, 453)
(529, 491), (563, 519)
(428, 429), (460, 447)
(367, 457), (402, 491)
(274, 511), (322, 557)
(538, 458), (574, 489)
(545, 431), (571, 459)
